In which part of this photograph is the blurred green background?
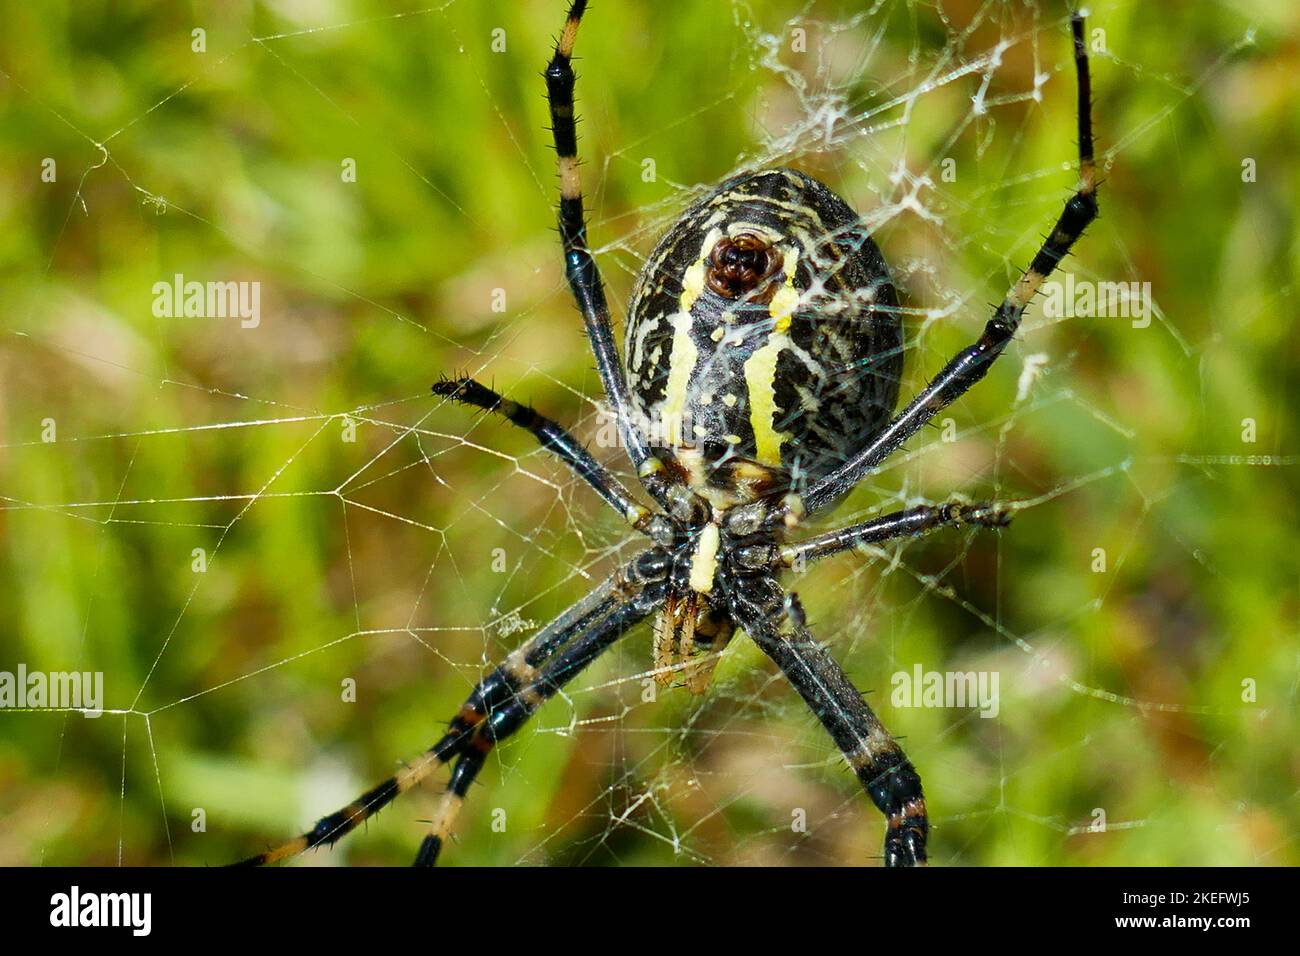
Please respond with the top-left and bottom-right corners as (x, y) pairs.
(1, 0), (1296, 866)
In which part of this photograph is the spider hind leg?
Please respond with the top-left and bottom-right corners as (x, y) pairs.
(235, 559), (668, 866)
(735, 580), (928, 866)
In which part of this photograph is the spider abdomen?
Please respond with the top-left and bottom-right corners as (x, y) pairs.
(625, 168), (902, 503)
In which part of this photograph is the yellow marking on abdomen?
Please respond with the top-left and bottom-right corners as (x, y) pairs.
(659, 229), (720, 446)
(743, 247), (800, 466)
(680, 228), (719, 313)
(661, 310), (697, 447)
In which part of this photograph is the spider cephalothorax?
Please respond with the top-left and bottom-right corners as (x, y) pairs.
(239, 0), (1097, 869)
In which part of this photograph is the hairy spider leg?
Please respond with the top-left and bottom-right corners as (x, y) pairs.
(729, 578), (928, 866)
(411, 580), (666, 865)
(234, 563), (661, 866)
(782, 500), (1013, 567)
(432, 376), (657, 533)
(545, 0), (676, 506)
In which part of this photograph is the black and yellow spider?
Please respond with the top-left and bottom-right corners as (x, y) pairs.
(239, 1), (1098, 868)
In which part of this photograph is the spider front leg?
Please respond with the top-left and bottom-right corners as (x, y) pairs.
(729, 576), (927, 866)
(544, 1), (675, 508)
(794, 13), (1098, 518)
(432, 376), (663, 536)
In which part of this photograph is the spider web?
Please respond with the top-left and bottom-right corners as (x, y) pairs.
(2, 0), (1296, 867)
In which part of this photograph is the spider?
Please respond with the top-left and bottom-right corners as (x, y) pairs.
(238, 1), (1097, 868)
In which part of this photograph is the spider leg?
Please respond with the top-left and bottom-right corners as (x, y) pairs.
(411, 576), (666, 865)
(234, 554), (668, 866)
(412, 750), (486, 866)
(231, 732), (456, 867)
(728, 576), (928, 866)
(792, 13), (1098, 519)
(545, 1), (672, 506)
(433, 376), (660, 534)
(780, 500), (1013, 567)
